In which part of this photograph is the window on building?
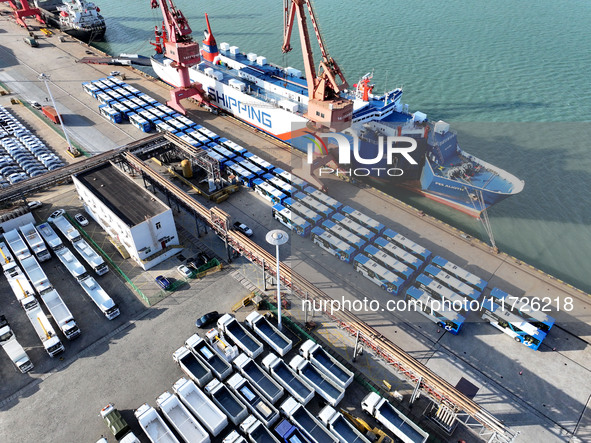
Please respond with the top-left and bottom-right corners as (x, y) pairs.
(155, 222), (161, 230)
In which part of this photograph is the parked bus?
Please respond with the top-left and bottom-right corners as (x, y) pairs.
(363, 244), (413, 281)
(374, 237), (424, 273)
(98, 104), (122, 124)
(267, 176), (296, 198)
(353, 254), (405, 295)
(254, 179), (287, 205)
(481, 289), (552, 350)
(303, 186), (342, 214)
(406, 286), (465, 334)
(423, 264), (481, 301)
(294, 192), (333, 219)
(283, 198), (323, 227)
(321, 219), (366, 250)
(341, 206), (385, 235)
(226, 161), (257, 187)
(431, 256), (487, 293)
(243, 152), (275, 173)
(311, 227), (357, 263)
(331, 213), (375, 244)
(276, 170), (308, 192)
(381, 228), (432, 262)
(272, 204), (312, 237)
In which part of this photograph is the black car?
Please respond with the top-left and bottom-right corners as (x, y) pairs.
(186, 256), (203, 270)
(195, 311), (220, 328)
(197, 251), (211, 264)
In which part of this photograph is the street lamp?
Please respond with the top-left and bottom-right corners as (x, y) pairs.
(266, 229), (288, 330)
(38, 73), (76, 154)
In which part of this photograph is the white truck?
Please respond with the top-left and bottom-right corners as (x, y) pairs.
(245, 312), (292, 356)
(78, 274), (120, 320)
(19, 223), (51, 262)
(173, 345), (213, 388)
(280, 396), (339, 443)
(55, 246), (87, 280)
(204, 378), (249, 426)
(0, 241), (17, 271)
(27, 304), (64, 357)
(0, 315), (34, 373)
(3, 229), (31, 262)
(289, 355), (345, 407)
(318, 405), (371, 443)
(156, 391), (210, 443)
(226, 373), (280, 428)
(173, 377), (228, 437)
(361, 392), (429, 443)
(185, 333), (232, 380)
(36, 222), (63, 250)
(222, 431), (247, 443)
(51, 214), (81, 243)
(134, 403), (179, 443)
(262, 353), (315, 405)
(21, 256), (81, 340)
(300, 340), (354, 389)
(239, 415), (280, 443)
(233, 353), (284, 404)
(217, 313), (263, 359)
(4, 264), (39, 312)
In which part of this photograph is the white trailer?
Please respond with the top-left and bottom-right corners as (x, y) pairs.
(0, 315), (34, 373)
(19, 223), (51, 262)
(233, 353), (284, 405)
(55, 246), (87, 280)
(78, 274), (120, 320)
(217, 314), (263, 359)
(226, 373), (280, 428)
(134, 403), (179, 443)
(0, 241), (17, 271)
(21, 256), (81, 340)
(172, 346), (213, 388)
(52, 215), (109, 275)
(289, 355), (344, 407)
(361, 392), (429, 443)
(72, 238), (109, 275)
(185, 333), (232, 380)
(3, 229), (31, 262)
(36, 222), (63, 250)
(318, 406), (371, 443)
(4, 264), (38, 312)
(261, 353), (315, 405)
(280, 397), (338, 443)
(156, 391), (210, 443)
(222, 431), (247, 443)
(173, 377), (228, 437)
(245, 312), (292, 356)
(239, 415), (280, 443)
(27, 304), (64, 357)
(300, 340), (354, 389)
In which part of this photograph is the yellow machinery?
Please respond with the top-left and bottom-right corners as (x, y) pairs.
(340, 409), (394, 443)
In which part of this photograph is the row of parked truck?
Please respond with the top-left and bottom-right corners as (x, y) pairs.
(120, 312), (428, 443)
(0, 212), (119, 372)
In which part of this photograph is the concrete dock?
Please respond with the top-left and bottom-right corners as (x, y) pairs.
(1, 7), (590, 443)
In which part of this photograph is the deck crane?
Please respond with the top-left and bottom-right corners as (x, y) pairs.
(149, 0), (206, 114)
(282, 0), (353, 131)
(0, 0), (45, 29)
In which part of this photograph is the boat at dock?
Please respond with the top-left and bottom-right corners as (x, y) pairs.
(33, 0), (106, 41)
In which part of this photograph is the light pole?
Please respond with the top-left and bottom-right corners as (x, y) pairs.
(266, 229), (288, 330)
(38, 73), (76, 154)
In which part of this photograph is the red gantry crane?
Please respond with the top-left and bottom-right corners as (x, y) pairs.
(283, 0), (353, 131)
(150, 0), (207, 114)
(0, 0), (45, 29)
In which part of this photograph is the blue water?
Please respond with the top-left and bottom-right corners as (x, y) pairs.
(92, 0), (591, 292)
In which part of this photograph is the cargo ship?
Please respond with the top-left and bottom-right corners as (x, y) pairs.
(150, 15), (523, 217)
(33, 0), (106, 41)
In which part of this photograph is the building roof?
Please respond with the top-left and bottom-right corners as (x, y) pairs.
(74, 163), (167, 227)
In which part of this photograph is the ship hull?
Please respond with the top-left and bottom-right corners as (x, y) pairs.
(38, 9), (106, 41)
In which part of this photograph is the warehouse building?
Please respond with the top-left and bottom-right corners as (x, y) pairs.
(72, 163), (181, 270)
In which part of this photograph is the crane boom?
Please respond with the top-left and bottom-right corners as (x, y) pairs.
(283, 0), (353, 131)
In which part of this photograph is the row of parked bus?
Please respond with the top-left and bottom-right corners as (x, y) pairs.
(82, 78), (556, 350)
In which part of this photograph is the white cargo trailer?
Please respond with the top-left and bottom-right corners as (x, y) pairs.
(156, 391), (210, 443)
(245, 312), (292, 356)
(289, 355), (344, 406)
(134, 403), (179, 443)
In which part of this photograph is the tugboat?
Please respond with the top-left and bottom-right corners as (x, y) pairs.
(34, 0), (106, 41)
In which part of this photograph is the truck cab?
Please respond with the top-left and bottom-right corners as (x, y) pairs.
(100, 404), (139, 442)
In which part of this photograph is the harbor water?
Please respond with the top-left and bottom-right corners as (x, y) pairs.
(92, 0), (591, 292)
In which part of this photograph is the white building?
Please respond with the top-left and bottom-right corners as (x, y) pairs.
(72, 163), (181, 270)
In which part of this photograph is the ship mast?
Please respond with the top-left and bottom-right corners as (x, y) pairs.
(149, 0), (207, 114)
(282, 0), (353, 131)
